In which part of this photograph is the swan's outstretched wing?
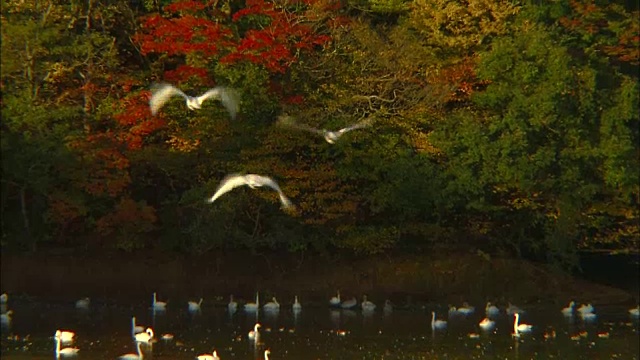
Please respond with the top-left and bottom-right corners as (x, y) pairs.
(277, 115), (325, 136)
(150, 83), (188, 115)
(336, 118), (373, 135)
(206, 174), (249, 203)
(198, 86), (240, 119)
(246, 175), (293, 209)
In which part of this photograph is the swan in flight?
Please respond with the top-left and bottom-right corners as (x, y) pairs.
(197, 350), (220, 360)
(149, 83), (239, 119)
(206, 174), (292, 209)
(431, 311), (447, 330)
(54, 336), (79, 358)
(119, 341), (143, 360)
(277, 115), (372, 144)
(55, 330), (75, 343)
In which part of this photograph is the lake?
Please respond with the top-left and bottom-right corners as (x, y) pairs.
(1, 294), (638, 359)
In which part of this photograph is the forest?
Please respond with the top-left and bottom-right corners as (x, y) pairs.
(1, 0), (638, 270)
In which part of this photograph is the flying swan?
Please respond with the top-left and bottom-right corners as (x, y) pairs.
(277, 115), (372, 144)
(150, 83), (239, 119)
(206, 174), (292, 209)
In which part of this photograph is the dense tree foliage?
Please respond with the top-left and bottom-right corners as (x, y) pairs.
(2, 0), (638, 268)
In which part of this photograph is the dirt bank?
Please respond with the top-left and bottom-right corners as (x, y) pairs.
(0, 249), (634, 307)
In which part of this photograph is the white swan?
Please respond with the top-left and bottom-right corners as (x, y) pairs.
(580, 311), (597, 322)
(457, 302), (475, 315)
(561, 301), (575, 316)
(134, 327), (154, 343)
(577, 303), (594, 315)
(383, 300), (393, 315)
(149, 83), (239, 119)
(152, 292), (167, 311)
(293, 296), (302, 312)
(263, 297), (280, 312)
(75, 298), (90, 310)
(244, 292), (260, 312)
(1, 310), (13, 323)
(277, 115), (372, 144)
(513, 313), (532, 335)
(479, 318), (495, 331)
(264, 349), (271, 360)
(341, 297), (357, 309)
(55, 336), (79, 358)
(55, 330), (75, 343)
(131, 316), (144, 335)
(228, 295), (238, 314)
(329, 291), (341, 307)
(196, 350), (220, 360)
(0, 293), (7, 304)
(629, 306), (640, 317)
(431, 311), (447, 330)
(485, 302), (500, 317)
(119, 341), (143, 360)
(361, 295), (376, 312)
(248, 323), (261, 340)
(188, 298), (203, 312)
(207, 174), (293, 209)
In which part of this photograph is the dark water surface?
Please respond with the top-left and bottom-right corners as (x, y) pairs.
(1, 295), (638, 359)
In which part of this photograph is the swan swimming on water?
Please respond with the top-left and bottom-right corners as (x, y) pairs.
(277, 115), (372, 144)
(1, 310), (13, 324)
(207, 174), (293, 209)
(263, 297), (280, 312)
(134, 327), (154, 343)
(629, 306), (640, 317)
(119, 341), (143, 360)
(431, 311), (447, 330)
(485, 302), (500, 317)
(562, 301), (575, 316)
(361, 295), (376, 312)
(196, 350), (220, 360)
(228, 295), (238, 314)
(577, 303), (594, 315)
(0, 293), (7, 304)
(329, 291), (341, 307)
(341, 297), (357, 309)
(131, 316), (144, 335)
(152, 292), (167, 311)
(244, 292), (260, 312)
(479, 317), (495, 331)
(75, 298), (90, 310)
(55, 330), (75, 343)
(248, 323), (261, 340)
(188, 298), (203, 312)
(54, 336), (79, 358)
(293, 296), (302, 312)
(513, 313), (532, 336)
(149, 83), (239, 119)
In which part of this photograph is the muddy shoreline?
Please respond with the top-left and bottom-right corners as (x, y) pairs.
(1, 249), (635, 307)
